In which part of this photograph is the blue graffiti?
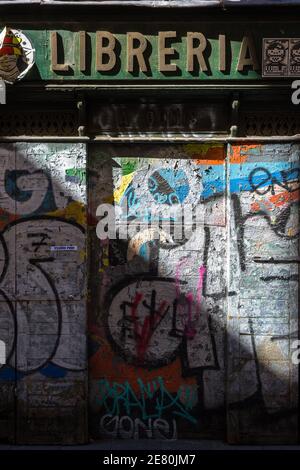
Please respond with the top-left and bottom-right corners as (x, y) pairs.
(0, 363), (68, 380)
(95, 377), (197, 424)
(201, 161), (300, 199)
(148, 169), (190, 205)
(4, 169), (57, 215)
(0, 362), (68, 382)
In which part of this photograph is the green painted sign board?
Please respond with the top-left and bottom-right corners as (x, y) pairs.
(16, 21), (300, 81)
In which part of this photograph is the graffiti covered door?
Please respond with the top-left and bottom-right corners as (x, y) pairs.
(88, 142), (299, 443)
(0, 143), (87, 443)
(227, 144), (299, 443)
(88, 144), (227, 440)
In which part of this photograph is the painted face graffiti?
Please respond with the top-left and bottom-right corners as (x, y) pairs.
(0, 27), (35, 83)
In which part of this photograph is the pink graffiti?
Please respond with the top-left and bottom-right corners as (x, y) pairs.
(175, 259), (206, 339)
(131, 292), (169, 362)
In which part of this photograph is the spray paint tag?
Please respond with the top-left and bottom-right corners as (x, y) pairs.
(50, 245), (78, 251)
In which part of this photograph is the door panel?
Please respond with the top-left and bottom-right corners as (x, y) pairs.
(0, 143), (87, 444)
(88, 143), (227, 440)
(227, 143), (299, 443)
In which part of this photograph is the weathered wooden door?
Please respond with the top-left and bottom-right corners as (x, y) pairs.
(0, 143), (87, 444)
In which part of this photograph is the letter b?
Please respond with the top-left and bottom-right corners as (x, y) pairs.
(96, 31), (117, 72)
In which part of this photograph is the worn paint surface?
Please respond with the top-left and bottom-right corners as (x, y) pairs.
(88, 143), (299, 443)
(0, 143), (87, 443)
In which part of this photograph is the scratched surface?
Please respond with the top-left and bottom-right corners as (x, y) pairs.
(88, 143), (299, 443)
(0, 143), (87, 444)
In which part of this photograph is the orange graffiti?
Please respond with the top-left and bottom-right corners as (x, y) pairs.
(230, 144), (262, 164)
(251, 189), (300, 212)
(89, 334), (196, 394)
(193, 145), (224, 166)
(0, 209), (18, 230)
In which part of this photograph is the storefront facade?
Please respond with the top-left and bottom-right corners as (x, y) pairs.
(0, 0), (299, 444)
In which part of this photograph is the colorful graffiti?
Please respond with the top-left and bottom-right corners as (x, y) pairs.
(104, 268), (211, 370)
(0, 143), (86, 443)
(0, 141), (298, 444)
(89, 143), (299, 443)
(94, 376), (198, 439)
(96, 376), (196, 419)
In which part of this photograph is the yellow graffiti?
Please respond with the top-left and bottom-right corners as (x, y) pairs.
(79, 249), (86, 262)
(109, 173), (134, 204)
(48, 200), (86, 226)
(184, 143), (223, 157)
(99, 241), (109, 273)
